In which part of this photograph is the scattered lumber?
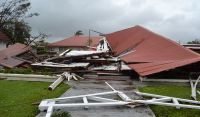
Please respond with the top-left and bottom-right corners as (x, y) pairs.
(39, 82), (200, 117)
(48, 72), (84, 90)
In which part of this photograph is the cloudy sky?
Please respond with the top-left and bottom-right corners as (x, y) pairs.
(27, 0), (200, 43)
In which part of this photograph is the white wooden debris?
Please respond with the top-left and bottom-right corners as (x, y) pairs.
(134, 91), (200, 109)
(59, 49), (71, 56)
(97, 37), (110, 52)
(39, 82), (200, 117)
(64, 50), (105, 57)
(189, 75), (200, 100)
(48, 72), (84, 90)
(91, 63), (131, 71)
(31, 62), (89, 68)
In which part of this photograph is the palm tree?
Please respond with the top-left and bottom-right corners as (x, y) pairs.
(74, 30), (83, 36)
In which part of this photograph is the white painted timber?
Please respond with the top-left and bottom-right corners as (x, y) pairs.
(59, 49), (70, 56)
(65, 50), (105, 57)
(39, 82), (200, 117)
(172, 98), (180, 109)
(46, 106), (53, 117)
(87, 96), (119, 102)
(118, 92), (132, 102)
(140, 77), (200, 83)
(83, 96), (89, 109)
(48, 76), (65, 90)
(190, 75), (200, 100)
(31, 62), (89, 68)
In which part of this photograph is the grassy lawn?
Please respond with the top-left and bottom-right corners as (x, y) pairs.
(139, 85), (200, 117)
(0, 80), (70, 117)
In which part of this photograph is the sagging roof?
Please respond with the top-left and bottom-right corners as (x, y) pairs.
(105, 25), (200, 76)
(48, 36), (102, 47)
(0, 30), (9, 41)
(0, 43), (31, 68)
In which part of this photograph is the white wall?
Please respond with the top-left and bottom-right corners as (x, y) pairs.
(0, 41), (7, 50)
(49, 47), (86, 54)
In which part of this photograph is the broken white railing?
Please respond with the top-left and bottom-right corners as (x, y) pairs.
(48, 72), (84, 90)
(134, 91), (200, 109)
(189, 75), (200, 100)
(39, 82), (200, 117)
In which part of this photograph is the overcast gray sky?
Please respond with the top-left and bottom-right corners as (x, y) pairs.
(27, 0), (200, 43)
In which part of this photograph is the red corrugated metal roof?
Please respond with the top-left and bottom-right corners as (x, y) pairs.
(48, 36), (102, 47)
(0, 43), (31, 68)
(105, 25), (200, 76)
(0, 31), (9, 41)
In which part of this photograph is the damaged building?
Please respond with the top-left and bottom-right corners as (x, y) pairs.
(0, 43), (38, 68)
(105, 25), (200, 79)
(48, 36), (103, 53)
(35, 25), (200, 80)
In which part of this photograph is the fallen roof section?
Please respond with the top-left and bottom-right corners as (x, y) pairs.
(0, 43), (32, 68)
(105, 25), (200, 76)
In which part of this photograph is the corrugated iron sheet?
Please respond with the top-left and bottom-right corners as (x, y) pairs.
(0, 43), (31, 68)
(105, 25), (200, 76)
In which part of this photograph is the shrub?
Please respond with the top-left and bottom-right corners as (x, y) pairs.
(0, 68), (33, 74)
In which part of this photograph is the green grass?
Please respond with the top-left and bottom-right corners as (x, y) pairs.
(139, 85), (200, 117)
(0, 80), (70, 117)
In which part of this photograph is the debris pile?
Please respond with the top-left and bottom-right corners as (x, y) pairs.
(32, 38), (131, 89)
(32, 39), (131, 72)
(39, 82), (200, 117)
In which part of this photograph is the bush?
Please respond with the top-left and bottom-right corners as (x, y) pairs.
(0, 67), (55, 75)
(0, 68), (33, 74)
(33, 67), (54, 75)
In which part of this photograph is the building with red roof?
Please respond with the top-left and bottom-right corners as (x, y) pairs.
(48, 36), (103, 53)
(105, 25), (200, 76)
(0, 30), (9, 50)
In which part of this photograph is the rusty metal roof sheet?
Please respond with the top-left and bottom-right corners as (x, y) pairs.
(105, 25), (200, 76)
(0, 57), (25, 68)
(0, 43), (31, 68)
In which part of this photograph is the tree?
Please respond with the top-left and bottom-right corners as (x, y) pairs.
(32, 38), (49, 55)
(0, 0), (42, 45)
(74, 30), (83, 36)
(187, 39), (200, 44)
